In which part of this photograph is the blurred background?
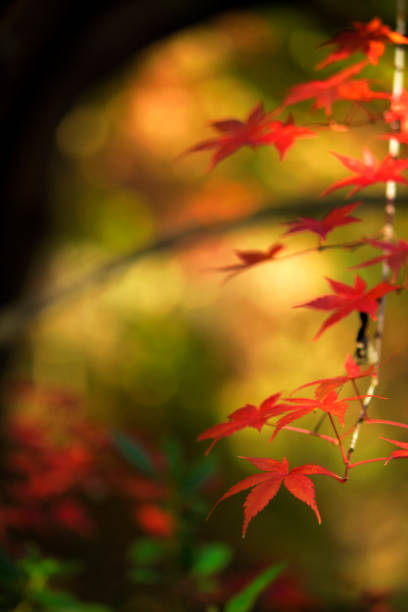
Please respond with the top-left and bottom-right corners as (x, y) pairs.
(2, 0), (408, 610)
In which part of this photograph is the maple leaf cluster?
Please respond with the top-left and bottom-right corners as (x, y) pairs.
(281, 61), (389, 118)
(198, 355), (385, 533)
(317, 17), (408, 69)
(183, 17), (408, 171)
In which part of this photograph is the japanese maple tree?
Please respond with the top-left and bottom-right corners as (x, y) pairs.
(185, 6), (408, 537)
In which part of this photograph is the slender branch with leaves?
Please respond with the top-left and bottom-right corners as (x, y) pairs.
(191, 5), (408, 536)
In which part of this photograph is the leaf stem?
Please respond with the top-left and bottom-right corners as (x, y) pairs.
(278, 240), (363, 262)
(280, 424), (338, 446)
(364, 418), (408, 431)
(328, 414), (348, 465)
(348, 457), (389, 469)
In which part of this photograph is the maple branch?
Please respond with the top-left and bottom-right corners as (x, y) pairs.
(340, 424), (358, 440)
(348, 457), (389, 469)
(375, 0), (406, 362)
(346, 1), (406, 469)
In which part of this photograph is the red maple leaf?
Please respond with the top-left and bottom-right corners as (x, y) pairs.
(182, 103), (313, 170)
(182, 102), (273, 170)
(197, 393), (291, 454)
(294, 353), (377, 395)
(295, 274), (398, 340)
(321, 148), (408, 197)
(269, 388), (373, 441)
(351, 238), (408, 282)
(381, 131), (408, 144)
(281, 62), (388, 117)
(317, 18), (408, 70)
(381, 437), (408, 463)
(384, 89), (408, 132)
(216, 243), (285, 278)
(254, 115), (316, 160)
(282, 202), (361, 242)
(208, 456), (340, 536)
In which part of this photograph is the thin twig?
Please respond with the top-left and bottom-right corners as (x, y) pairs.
(328, 414), (348, 465)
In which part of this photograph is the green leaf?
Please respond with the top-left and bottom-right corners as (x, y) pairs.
(0, 548), (23, 588)
(31, 586), (112, 611)
(21, 557), (65, 578)
(184, 455), (216, 492)
(31, 586), (81, 608)
(162, 437), (183, 480)
(191, 543), (232, 577)
(224, 563), (285, 612)
(113, 432), (156, 476)
(128, 567), (160, 585)
(128, 538), (165, 566)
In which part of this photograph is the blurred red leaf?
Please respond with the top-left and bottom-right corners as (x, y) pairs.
(182, 102), (274, 169)
(317, 18), (408, 70)
(255, 115), (316, 160)
(135, 504), (175, 538)
(281, 62), (388, 116)
(351, 238), (408, 282)
(282, 202), (361, 242)
(216, 243), (285, 278)
(51, 500), (93, 536)
(384, 88), (408, 132)
(321, 148), (408, 197)
(183, 103), (314, 169)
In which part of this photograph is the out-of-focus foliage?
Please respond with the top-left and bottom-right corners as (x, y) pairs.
(0, 547), (110, 612)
